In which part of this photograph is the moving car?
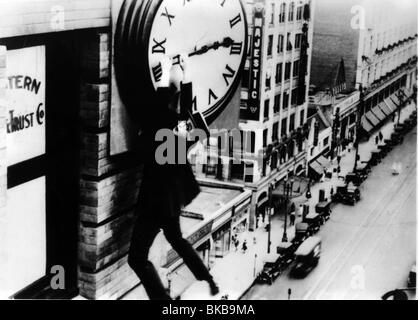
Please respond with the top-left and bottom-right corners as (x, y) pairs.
(291, 236), (321, 277)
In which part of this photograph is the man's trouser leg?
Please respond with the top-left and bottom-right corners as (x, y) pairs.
(162, 215), (212, 282)
(128, 213), (171, 300)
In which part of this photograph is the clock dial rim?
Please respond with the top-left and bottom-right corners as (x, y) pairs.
(145, 0), (248, 125)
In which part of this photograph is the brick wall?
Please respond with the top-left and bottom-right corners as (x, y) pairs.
(77, 31), (143, 300)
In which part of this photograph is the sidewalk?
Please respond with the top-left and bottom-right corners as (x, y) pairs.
(181, 216), (295, 300)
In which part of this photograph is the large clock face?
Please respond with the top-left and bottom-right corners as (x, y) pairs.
(147, 0), (247, 123)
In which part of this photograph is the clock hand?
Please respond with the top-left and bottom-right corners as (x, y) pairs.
(188, 37), (234, 57)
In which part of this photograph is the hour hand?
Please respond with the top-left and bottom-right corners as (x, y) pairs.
(189, 37), (234, 57)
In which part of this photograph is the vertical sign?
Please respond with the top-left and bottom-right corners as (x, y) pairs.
(0, 46), (46, 298)
(244, 5), (264, 121)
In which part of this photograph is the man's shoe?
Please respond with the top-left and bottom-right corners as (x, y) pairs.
(208, 280), (220, 296)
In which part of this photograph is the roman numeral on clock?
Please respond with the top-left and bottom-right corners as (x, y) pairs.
(220, 0), (227, 7)
(161, 7), (175, 26)
(230, 13), (242, 28)
(152, 63), (163, 82)
(152, 38), (167, 54)
(230, 42), (243, 55)
(172, 54), (181, 66)
(192, 96), (198, 111)
(208, 89), (218, 105)
(223, 64), (236, 86)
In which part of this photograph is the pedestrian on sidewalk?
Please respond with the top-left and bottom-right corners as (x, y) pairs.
(379, 131), (383, 141)
(298, 204), (304, 218)
(375, 135), (379, 145)
(234, 238), (240, 252)
(289, 211), (296, 226)
(337, 154), (341, 165)
(242, 240), (248, 253)
(330, 187), (334, 198)
(290, 202), (295, 213)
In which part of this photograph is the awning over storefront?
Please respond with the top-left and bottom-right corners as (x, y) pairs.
(371, 106), (386, 121)
(377, 101), (392, 116)
(257, 195), (269, 207)
(384, 97), (398, 113)
(308, 159), (324, 180)
(390, 94), (401, 106)
(365, 111), (380, 127)
(361, 115), (374, 133)
(315, 155), (330, 171)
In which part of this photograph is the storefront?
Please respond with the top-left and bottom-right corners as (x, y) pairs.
(255, 192), (268, 228)
(361, 72), (415, 135)
(232, 207), (250, 236)
(213, 222), (232, 258)
(196, 240), (211, 269)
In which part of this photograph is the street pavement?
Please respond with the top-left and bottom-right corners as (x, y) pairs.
(242, 117), (417, 300)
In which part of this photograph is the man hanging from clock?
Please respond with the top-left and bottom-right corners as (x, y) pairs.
(128, 54), (219, 300)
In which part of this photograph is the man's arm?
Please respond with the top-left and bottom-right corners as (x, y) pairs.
(147, 57), (177, 131)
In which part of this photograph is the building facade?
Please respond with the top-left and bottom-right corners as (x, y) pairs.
(307, 89), (360, 177)
(310, 0), (417, 160)
(356, 0), (417, 91)
(189, 0), (315, 232)
(239, 0), (314, 228)
(355, 0), (417, 125)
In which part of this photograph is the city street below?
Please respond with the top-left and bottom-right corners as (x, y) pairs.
(242, 125), (417, 300)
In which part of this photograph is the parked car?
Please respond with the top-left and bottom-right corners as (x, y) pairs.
(304, 213), (321, 234)
(293, 222), (309, 246)
(332, 183), (360, 205)
(408, 262), (416, 288)
(391, 132), (402, 145)
(315, 200), (332, 224)
(345, 172), (364, 186)
(291, 236), (321, 277)
(276, 241), (297, 270)
(257, 254), (282, 285)
(377, 144), (389, 157)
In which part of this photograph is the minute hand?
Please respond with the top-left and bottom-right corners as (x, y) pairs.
(188, 37), (234, 57)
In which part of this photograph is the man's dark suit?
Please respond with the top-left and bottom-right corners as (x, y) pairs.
(128, 82), (212, 300)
